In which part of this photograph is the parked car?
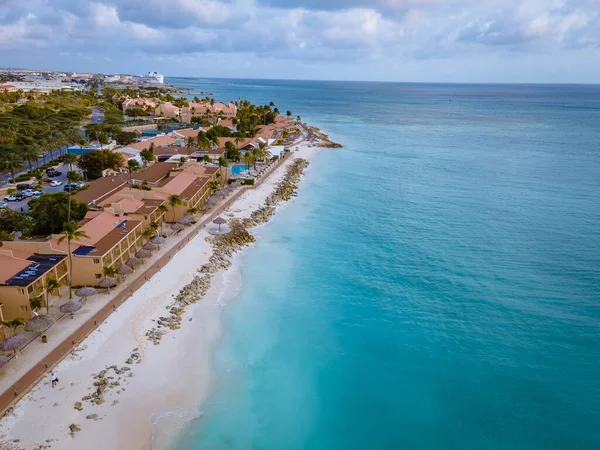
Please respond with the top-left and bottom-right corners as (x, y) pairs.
(0, 201), (7, 208)
(21, 189), (37, 197)
(63, 183), (78, 192)
(31, 191), (42, 198)
(47, 170), (62, 177)
(4, 193), (25, 202)
(49, 180), (63, 187)
(16, 183), (32, 191)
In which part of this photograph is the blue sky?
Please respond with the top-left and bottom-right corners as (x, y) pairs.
(1, 0), (599, 83)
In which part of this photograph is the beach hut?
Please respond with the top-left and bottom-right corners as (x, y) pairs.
(24, 315), (54, 334)
(59, 300), (83, 318)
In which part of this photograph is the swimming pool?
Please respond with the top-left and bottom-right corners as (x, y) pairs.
(230, 164), (249, 176)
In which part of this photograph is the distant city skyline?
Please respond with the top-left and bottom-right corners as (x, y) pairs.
(1, 0), (599, 84)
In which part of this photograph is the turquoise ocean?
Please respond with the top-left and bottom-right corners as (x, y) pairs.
(168, 78), (600, 450)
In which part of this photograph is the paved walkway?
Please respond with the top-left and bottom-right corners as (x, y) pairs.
(0, 151), (292, 417)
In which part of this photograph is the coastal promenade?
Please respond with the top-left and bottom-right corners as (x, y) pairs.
(0, 151), (292, 417)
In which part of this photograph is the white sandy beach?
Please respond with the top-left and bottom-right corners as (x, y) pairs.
(0, 144), (318, 450)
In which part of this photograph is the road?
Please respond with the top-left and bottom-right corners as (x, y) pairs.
(0, 146), (67, 184)
(1, 164), (78, 214)
(91, 108), (104, 124)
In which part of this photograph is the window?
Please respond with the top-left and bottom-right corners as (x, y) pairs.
(21, 305), (28, 312)
(93, 258), (100, 264)
(20, 288), (25, 295)
(27, 285), (34, 294)
(144, 216), (148, 220)
(95, 274), (102, 279)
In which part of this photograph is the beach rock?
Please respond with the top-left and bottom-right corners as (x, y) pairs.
(111, 400), (118, 406)
(95, 398), (104, 405)
(68, 424), (80, 433)
(73, 402), (83, 411)
(125, 358), (133, 364)
(85, 414), (98, 420)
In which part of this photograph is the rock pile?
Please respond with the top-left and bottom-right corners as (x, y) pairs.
(146, 274), (212, 344)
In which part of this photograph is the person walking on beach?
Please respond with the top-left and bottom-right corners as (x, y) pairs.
(50, 372), (58, 388)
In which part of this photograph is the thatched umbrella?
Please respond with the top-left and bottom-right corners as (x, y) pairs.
(171, 223), (184, 232)
(143, 242), (159, 251)
(59, 300), (83, 318)
(205, 197), (217, 207)
(24, 315), (54, 334)
(126, 256), (142, 268)
(99, 277), (118, 293)
(151, 236), (165, 246)
(136, 249), (152, 260)
(213, 216), (227, 232)
(75, 287), (97, 302)
(0, 335), (28, 354)
(118, 264), (134, 275)
(0, 355), (9, 368)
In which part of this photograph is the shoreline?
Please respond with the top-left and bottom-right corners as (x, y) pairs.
(0, 144), (318, 450)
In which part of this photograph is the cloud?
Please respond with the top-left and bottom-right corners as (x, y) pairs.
(0, 0), (598, 82)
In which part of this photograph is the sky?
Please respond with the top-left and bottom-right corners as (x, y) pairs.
(1, 0), (599, 83)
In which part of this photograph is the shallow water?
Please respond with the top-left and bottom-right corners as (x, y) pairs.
(169, 79), (600, 450)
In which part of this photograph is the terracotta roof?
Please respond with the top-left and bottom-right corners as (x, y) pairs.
(157, 171), (197, 195)
(115, 197), (143, 213)
(216, 119), (234, 128)
(172, 128), (202, 139)
(132, 162), (174, 184)
(82, 218), (142, 256)
(126, 135), (176, 151)
(76, 211), (129, 247)
(180, 177), (208, 203)
(217, 137), (254, 148)
(74, 174), (129, 205)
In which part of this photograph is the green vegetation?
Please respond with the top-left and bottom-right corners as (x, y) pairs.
(28, 193), (88, 235)
(78, 149), (124, 179)
(0, 208), (35, 236)
(234, 100), (277, 137)
(168, 194), (184, 222)
(242, 178), (255, 185)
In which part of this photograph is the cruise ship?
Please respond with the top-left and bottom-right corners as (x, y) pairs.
(143, 71), (164, 84)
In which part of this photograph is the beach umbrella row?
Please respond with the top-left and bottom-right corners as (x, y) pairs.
(127, 256), (142, 267)
(143, 242), (159, 251)
(136, 249), (152, 259)
(213, 216), (227, 232)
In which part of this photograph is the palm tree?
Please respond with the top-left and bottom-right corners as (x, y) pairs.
(186, 207), (199, 216)
(44, 276), (61, 314)
(207, 180), (219, 195)
(102, 265), (117, 293)
(64, 153), (78, 171)
(252, 142), (271, 169)
(127, 159), (141, 187)
(0, 152), (24, 183)
(149, 221), (159, 236)
(2, 318), (24, 337)
(217, 156), (228, 185)
(296, 115), (301, 123)
(156, 204), (168, 233)
(57, 221), (90, 299)
(185, 137), (195, 152)
(168, 194), (184, 222)
(244, 152), (254, 171)
(141, 228), (153, 243)
(210, 134), (220, 149)
(286, 110), (292, 117)
(22, 144), (41, 173)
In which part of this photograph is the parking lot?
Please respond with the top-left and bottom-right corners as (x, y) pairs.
(1, 164), (79, 214)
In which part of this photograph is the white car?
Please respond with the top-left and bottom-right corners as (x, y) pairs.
(21, 189), (36, 197)
(0, 201), (7, 208)
(49, 180), (63, 187)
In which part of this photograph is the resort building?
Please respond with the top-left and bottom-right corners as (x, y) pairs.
(155, 102), (181, 119)
(0, 249), (69, 321)
(2, 212), (144, 287)
(181, 102), (237, 124)
(122, 98), (159, 113)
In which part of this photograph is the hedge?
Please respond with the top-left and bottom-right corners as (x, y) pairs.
(242, 178), (255, 186)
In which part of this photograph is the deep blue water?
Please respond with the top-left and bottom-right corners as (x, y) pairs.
(168, 78), (600, 450)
